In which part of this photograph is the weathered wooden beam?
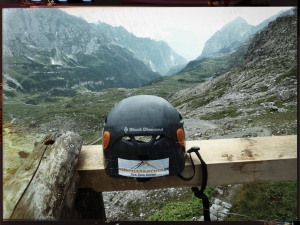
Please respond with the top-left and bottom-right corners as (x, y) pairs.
(77, 135), (297, 192)
(3, 131), (83, 220)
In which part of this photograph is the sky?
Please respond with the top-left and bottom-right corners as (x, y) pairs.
(61, 7), (293, 61)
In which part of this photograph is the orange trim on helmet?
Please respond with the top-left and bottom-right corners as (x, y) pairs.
(102, 131), (111, 149)
(176, 128), (185, 147)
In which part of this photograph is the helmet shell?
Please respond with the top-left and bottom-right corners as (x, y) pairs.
(102, 95), (186, 178)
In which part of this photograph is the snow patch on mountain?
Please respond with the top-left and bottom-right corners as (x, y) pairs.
(3, 73), (24, 90)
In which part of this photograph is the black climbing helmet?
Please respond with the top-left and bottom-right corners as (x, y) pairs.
(102, 95), (186, 180)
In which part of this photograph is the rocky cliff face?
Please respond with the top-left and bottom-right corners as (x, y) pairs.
(95, 22), (187, 76)
(196, 9), (288, 60)
(3, 9), (108, 57)
(3, 8), (186, 75)
(196, 17), (254, 60)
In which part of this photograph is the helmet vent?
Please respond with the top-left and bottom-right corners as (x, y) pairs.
(121, 135), (164, 145)
(122, 136), (131, 141)
(135, 136), (152, 143)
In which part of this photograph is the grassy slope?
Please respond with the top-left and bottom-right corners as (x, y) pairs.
(225, 181), (297, 221)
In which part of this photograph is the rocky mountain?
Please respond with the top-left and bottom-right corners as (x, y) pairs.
(167, 7), (297, 140)
(196, 17), (254, 60)
(196, 9), (287, 60)
(4, 7), (296, 145)
(175, 9), (291, 82)
(3, 8), (185, 96)
(94, 22), (187, 76)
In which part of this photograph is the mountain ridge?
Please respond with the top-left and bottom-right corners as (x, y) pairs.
(3, 8), (187, 96)
(168, 8), (297, 123)
(94, 21), (187, 76)
(196, 16), (254, 60)
(196, 9), (290, 60)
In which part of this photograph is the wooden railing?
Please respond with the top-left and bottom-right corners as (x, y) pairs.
(77, 135), (297, 192)
(3, 134), (297, 220)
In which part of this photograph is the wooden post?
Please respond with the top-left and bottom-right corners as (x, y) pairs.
(77, 135), (297, 192)
(74, 188), (107, 220)
(3, 131), (83, 220)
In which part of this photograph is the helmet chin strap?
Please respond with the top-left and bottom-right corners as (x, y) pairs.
(178, 146), (211, 221)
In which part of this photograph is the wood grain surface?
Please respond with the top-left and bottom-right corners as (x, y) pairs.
(77, 135), (297, 192)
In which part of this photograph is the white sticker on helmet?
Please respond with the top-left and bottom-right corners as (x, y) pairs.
(118, 158), (169, 177)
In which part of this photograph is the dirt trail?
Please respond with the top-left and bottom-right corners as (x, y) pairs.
(183, 118), (218, 137)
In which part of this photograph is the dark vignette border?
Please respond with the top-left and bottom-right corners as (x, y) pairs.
(0, 1), (298, 225)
